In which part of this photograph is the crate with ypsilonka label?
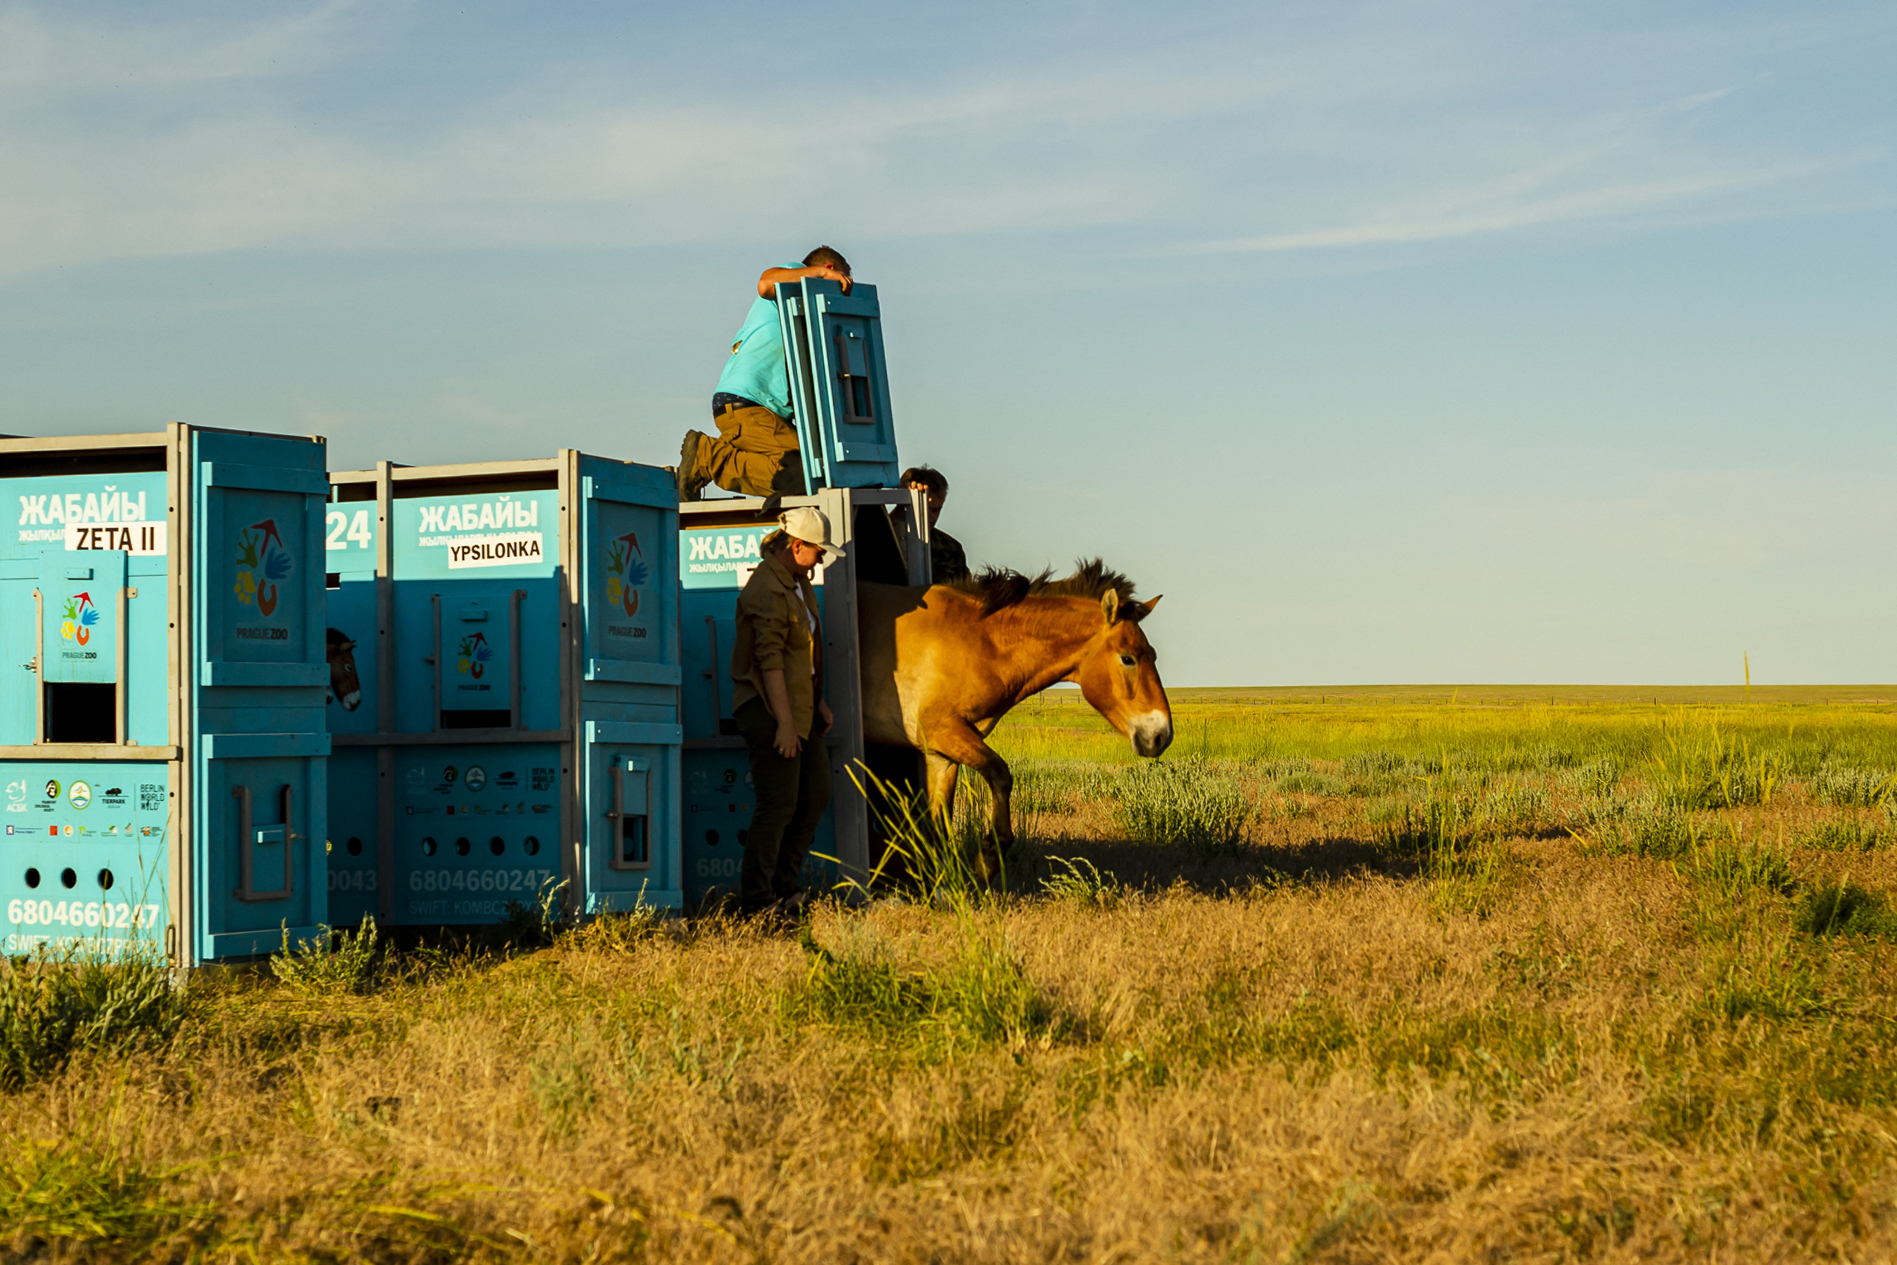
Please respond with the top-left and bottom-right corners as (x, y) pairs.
(324, 452), (681, 925)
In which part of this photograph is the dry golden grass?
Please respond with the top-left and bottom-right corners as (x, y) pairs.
(6, 698), (1897, 1262)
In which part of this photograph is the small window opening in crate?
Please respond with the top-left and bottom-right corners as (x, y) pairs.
(44, 683), (115, 743)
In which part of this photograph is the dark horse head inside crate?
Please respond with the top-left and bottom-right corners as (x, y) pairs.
(327, 627), (362, 711)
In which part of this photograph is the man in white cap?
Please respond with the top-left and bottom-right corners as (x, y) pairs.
(728, 506), (844, 917)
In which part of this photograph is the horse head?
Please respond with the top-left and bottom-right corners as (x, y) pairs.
(326, 627), (362, 711)
(1071, 589), (1172, 758)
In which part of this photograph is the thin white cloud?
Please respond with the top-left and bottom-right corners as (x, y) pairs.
(1188, 164), (1825, 254)
(0, 1), (358, 91)
(0, 2), (1884, 278)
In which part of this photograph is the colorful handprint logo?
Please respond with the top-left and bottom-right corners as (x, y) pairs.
(606, 530), (648, 618)
(457, 631), (493, 679)
(60, 592), (99, 645)
(234, 519), (292, 617)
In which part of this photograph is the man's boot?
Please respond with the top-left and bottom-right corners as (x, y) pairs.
(677, 432), (711, 502)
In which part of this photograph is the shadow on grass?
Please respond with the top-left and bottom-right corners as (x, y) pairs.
(1006, 831), (1409, 896)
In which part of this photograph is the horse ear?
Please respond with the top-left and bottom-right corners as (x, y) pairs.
(1114, 594), (1162, 623)
(1101, 589), (1120, 624)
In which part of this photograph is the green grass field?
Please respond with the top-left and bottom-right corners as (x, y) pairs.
(5, 690), (1897, 1262)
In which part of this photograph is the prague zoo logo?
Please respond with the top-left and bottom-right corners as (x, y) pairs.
(234, 519), (292, 617)
(606, 531), (648, 618)
(60, 592), (100, 645)
(457, 631), (494, 679)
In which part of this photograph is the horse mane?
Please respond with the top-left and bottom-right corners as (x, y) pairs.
(943, 558), (1137, 618)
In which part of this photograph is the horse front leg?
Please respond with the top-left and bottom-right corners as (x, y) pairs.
(974, 756), (1015, 884)
(921, 719), (1014, 884)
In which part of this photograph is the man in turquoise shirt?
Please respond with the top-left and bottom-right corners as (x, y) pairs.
(677, 246), (853, 500)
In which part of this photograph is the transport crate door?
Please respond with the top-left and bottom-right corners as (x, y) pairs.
(581, 725), (681, 913)
(192, 430), (331, 959)
(579, 466), (680, 687)
(776, 280), (901, 490)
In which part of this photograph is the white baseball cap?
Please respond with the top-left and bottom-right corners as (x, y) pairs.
(779, 506), (847, 566)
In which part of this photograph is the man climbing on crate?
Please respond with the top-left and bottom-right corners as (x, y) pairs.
(899, 464), (969, 582)
(675, 247), (853, 502)
(730, 506), (843, 919)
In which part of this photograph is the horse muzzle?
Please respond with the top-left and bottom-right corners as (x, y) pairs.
(1129, 711), (1173, 758)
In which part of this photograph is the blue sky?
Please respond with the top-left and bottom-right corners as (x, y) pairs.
(1, 1), (1892, 685)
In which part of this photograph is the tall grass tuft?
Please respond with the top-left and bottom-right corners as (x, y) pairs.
(1427, 839), (1509, 918)
(1558, 757), (1621, 798)
(1111, 757), (1253, 854)
(1364, 761), (1510, 915)
(1375, 760), (1475, 857)
(0, 950), (192, 1090)
(797, 915), (1054, 1053)
(1676, 831), (1797, 899)
(1794, 816), (1892, 852)
(269, 916), (384, 996)
(0, 1137), (199, 1255)
(564, 900), (665, 954)
(497, 877), (573, 948)
(1651, 716), (1781, 810)
(1588, 797), (1706, 858)
(1697, 933), (1830, 1023)
(1041, 856), (1126, 911)
(814, 771), (1060, 1050)
(1809, 764), (1895, 808)
(1273, 769), (1345, 797)
(1482, 783), (1551, 837)
(1342, 749), (1411, 780)
(854, 764), (991, 904)
(1377, 796), (1464, 857)
(1008, 762), (1095, 818)
(1797, 882), (1897, 938)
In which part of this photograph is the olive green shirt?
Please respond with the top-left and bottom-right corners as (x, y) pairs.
(730, 551), (825, 735)
(929, 526), (969, 583)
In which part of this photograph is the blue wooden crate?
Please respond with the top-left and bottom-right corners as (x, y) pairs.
(324, 453), (682, 924)
(2, 426), (331, 964)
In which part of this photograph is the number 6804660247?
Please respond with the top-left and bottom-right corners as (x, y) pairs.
(7, 899), (159, 930)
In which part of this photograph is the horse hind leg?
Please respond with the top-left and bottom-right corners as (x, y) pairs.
(925, 753), (961, 828)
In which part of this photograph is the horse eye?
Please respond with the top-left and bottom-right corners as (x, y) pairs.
(1119, 654), (1136, 668)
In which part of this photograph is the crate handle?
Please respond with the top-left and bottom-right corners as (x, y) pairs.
(429, 593), (441, 731)
(29, 589), (43, 741)
(605, 758), (650, 871)
(703, 614), (723, 721)
(509, 589), (526, 730)
(233, 784), (297, 902)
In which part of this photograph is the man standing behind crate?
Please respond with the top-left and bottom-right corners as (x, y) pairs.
(730, 507), (843, 917)
(677, 248), (853, 501)
(899, 464), (969, 583)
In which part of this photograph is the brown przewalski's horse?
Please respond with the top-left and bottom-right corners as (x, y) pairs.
(858, 560), (1171, 878)
(327, 627), (362, 712)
